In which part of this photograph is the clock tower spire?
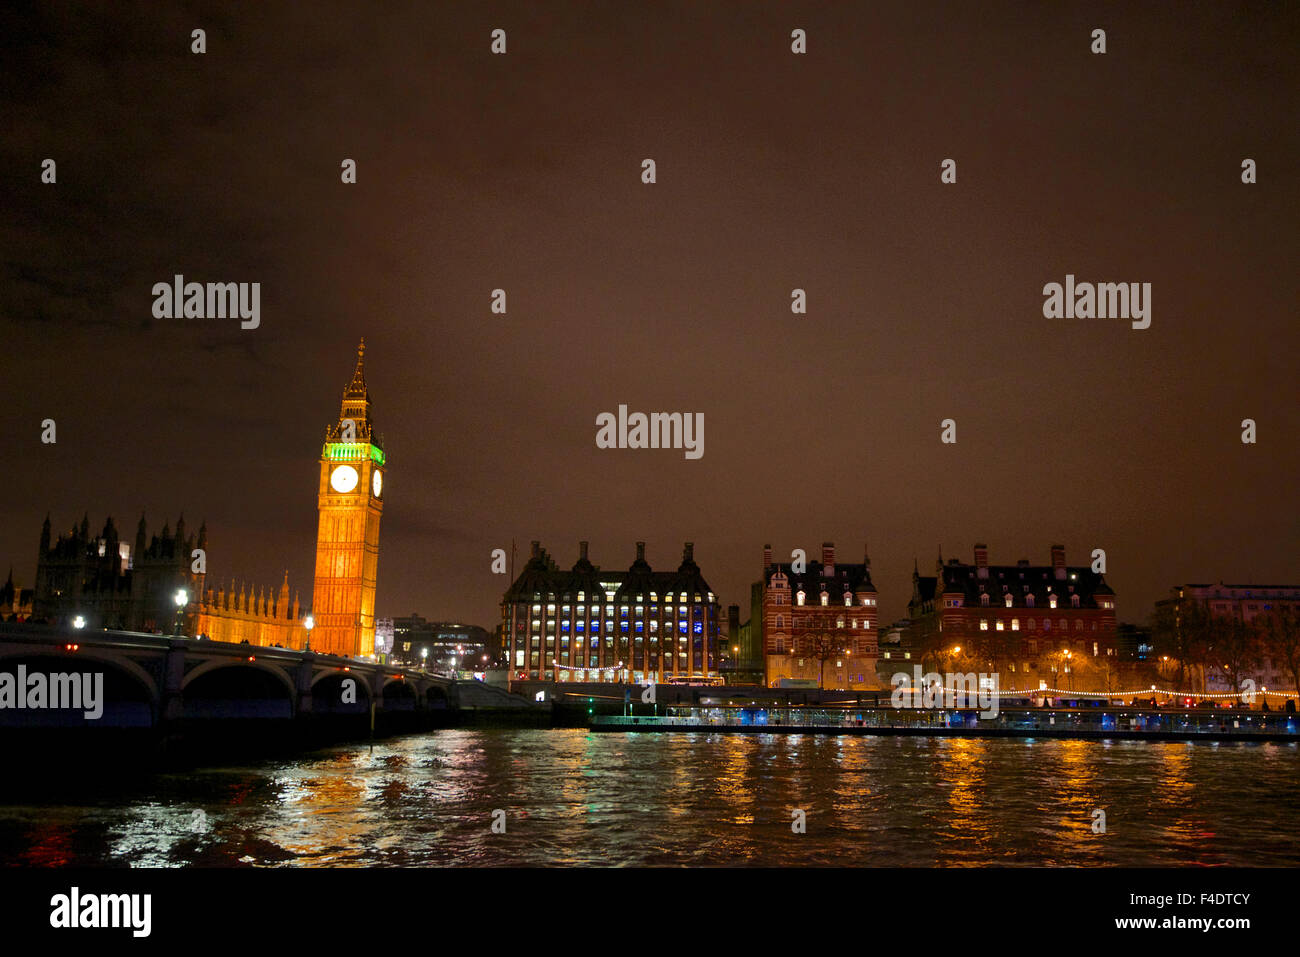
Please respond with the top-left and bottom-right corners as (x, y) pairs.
(310, 339), (385, 658)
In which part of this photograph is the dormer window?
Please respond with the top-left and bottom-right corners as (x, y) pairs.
(1049, 595), (1058, 609)
(1071, 595), (1080, 608)
(820, 591), (829, 606)
(796, 590), (806, 606)
(1026, 595), (1035, 608)
(980, 594), (990, 607)
(1005, 594), (1013, 608)
(843, 592), (852, 606)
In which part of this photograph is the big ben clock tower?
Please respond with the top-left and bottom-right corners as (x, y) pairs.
(311, 339), (385, 658)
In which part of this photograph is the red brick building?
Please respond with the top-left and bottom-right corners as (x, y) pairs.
(756, 542), (879, 689)
(907, 544), (1118, 692)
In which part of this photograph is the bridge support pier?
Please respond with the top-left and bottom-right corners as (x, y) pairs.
(161, 639), (188, 726)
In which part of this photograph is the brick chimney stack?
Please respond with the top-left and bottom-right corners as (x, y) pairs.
(763, 543), (772, 569)
(822, 542), (835, 577)
(1051, 544), (1066, 580)
(974, 543), (989, 578)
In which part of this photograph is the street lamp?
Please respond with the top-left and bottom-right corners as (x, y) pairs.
(420, 646), (428, 672)
(173, 588), (188, 637)
(303, 614), (314, 652)
(72, 615), (85, 630)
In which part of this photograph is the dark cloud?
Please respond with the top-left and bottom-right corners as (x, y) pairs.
(1, 1), (1296, 631)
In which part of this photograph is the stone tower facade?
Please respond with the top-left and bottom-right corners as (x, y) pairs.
(310, 340), (385, 658)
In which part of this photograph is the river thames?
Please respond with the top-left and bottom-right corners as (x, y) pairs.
(4, 731), (1298, 867)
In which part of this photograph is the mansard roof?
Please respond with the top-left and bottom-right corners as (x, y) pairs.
(936, 559), (1114, 606)
(765, 559), (876, 595)
(502, 542), (717, 604)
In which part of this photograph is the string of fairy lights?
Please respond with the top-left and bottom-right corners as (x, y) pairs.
(914, 685), (1297, 701)
(548, 665), (1297, 702)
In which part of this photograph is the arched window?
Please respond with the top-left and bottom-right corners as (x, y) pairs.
(775, 637), (785, 654)
(980, 593), (990, 607)
(1026, 595), (1035, 608)
(796, 590), (805, 606)
(1005, 594), (1014, 608)
(843, 592), (852, 606)
(1071, 595), (1080, 608)
(1049, 594), (1058, 609)
(776, 615), (784, 629)
(820, 591), (829, 606)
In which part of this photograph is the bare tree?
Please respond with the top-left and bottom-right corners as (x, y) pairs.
(1151, 598), (1212, 692)
(806, 633), (838, 690)
(1260, 605), (1300, 702)
(1206, 614), (1262, 699)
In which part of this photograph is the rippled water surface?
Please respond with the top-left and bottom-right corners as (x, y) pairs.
(4, 731), (1298, 866)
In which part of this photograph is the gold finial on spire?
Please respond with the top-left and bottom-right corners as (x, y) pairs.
(344, 338), (368, 399)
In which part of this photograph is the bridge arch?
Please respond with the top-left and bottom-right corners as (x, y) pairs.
(381, 676), (417, 710)
(0, 648), (158, 704)
(181, 660), (295, 720)
(312, 670), (371, 714)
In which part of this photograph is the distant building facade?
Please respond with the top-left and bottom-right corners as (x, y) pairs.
(501, 541), (721, 684)
(33, 513), (203, 632)
(0, 569), (34, 621)
(389, 615), (490, 671)
(755, 542), (879, 690)
(1158, 583), (1300, 695)
(195, 571), (306, 647)
(31, 512), (307, 646)
(908, 544), (1118, 692)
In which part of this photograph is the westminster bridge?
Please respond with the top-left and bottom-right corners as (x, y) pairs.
(0, 622), (544, 751)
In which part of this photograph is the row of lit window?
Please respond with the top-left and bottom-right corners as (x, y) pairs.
(949, 594), (1084, 609)
(530, 604), (709, 617)
(531, 591), (714, 605)
(779, 592), (876, 607)
(977, 616), (1097, 631)
(774, 616), (872, 630)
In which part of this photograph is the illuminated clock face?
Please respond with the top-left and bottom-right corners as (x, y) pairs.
(329, 464), (359, 493)
(372, 468), (383, 498)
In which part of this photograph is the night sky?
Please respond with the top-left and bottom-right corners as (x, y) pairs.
(3, 1), (1297, 634)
